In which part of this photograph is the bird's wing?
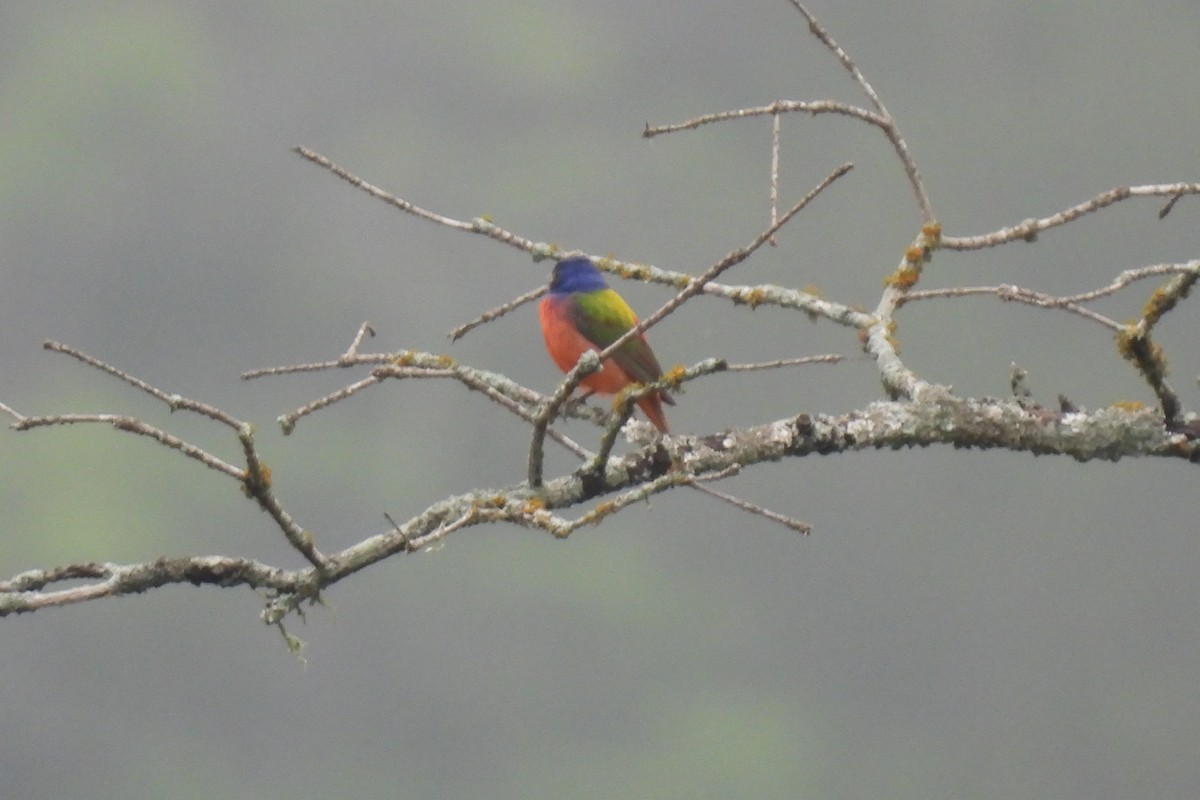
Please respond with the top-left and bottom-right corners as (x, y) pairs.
(571, 289), (666, 386)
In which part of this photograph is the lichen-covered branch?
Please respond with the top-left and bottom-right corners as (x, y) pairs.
(3, 3), (1198, 626)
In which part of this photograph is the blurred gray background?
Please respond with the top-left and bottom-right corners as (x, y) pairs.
(3, 2), (1198, 798)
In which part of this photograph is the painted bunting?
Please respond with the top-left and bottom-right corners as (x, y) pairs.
(539, 256), (674, 433)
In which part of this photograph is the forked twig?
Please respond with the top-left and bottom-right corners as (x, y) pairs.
(43, 341), (245, 430)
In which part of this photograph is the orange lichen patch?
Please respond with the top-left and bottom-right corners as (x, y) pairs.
(1141, 287), (1182, 325)
(663, 364), (688, 388)
(741, 287), (769, 308)
(522, 497), (546, 515)
(587, 501), (617, 524)
(921, 220), (942, 244)
(432, 354), (456, 368)
(1110, 400), (1147, 412)
(1115, 323), (1140, 360)
(241, 461), (272, 497)
(884, 266), (920, 291)
(1117, 325), (1170, 379)
(904, 246), (925, 265)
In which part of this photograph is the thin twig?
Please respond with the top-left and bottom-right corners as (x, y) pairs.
(0, 557), (304, 614)
(644, 99), (886, 137)
(0, 401), (26, 424)
(342, 322), (376, 359)
(900, 285), (1121, 330)
(786, 1), (933, 222)
(787, 1), (886, 115)
(237, 426), (330, 570)
(1057, 262), (1200, 304)
(293, 147), (867, 328)
(11, 413), (245, 479)
(941, 184), (1200, 250)
(293, 146), (542, 255)
(723, 354), (846, 372)
(644, 3), (932, 225)
(22, 342), (330, 569)
(255, 344), (596, 460)
(542, 470), (696, 538)
(449, 284), (548, 342)
(769, 109), (781, 244)
(375, 364), (596, 460)
(1159, 191), (1186, 218)
(608, 163), (853, 351)
(528, 350), (603, 486)
(43, 341), (246, 430)
(278, 373), (389, 433)
(404, 508), (479, 551)
(1116, 266), (1199, 426)
(688, 479), (812, 535)
(242, 353), (395, 379)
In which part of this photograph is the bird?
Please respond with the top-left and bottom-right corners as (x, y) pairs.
(539, 256), (674, 433)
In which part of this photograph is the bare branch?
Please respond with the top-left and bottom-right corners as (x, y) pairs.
(540, 470), (698, 539)
(901, 285), (1121, 331)
(278, 372), (389, 433)
(941, 184), (1200, 250)
(3, 387), (1192, 618)
(342, 322), (376, 359)
(449, 284), (548, 342)
(247, 344), (597, 460)
(724, 354), (847, 372)
(6, 3), (1198, 629)
(769, 108), (782, 244)
(1115, 265), (1200, 426)
(11, 412), (244, 480)
(644, 99), (886, 138)
(237, 425), (330, 570)
(0, 557), (305, 616)
(242, 352), (394, 379)
(1057, 262), (1200, 304)
(861, 223), (945, 401)
(43, 341), (246, 430)
(786, 1), (932, 221)
(13, 343), (333, 568)
(0, 401), (28, 425)
(687, 477), (812, 535)
(786, 1), (888, 116)
(293, 146), (544, 256)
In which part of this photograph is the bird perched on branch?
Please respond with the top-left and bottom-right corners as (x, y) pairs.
(538, 256), (673, 433)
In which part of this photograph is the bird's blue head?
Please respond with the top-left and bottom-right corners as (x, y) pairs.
(549, 257), (609, 295)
